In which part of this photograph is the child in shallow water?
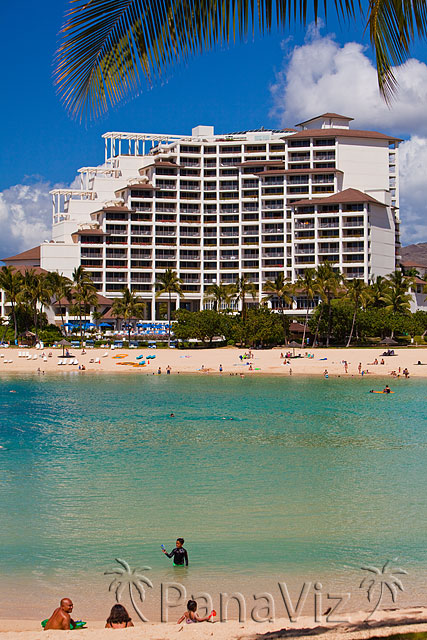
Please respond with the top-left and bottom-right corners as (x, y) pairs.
(177, 600), (213, 624)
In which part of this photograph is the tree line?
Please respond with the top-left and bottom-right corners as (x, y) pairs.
(1, 263), (426, 347)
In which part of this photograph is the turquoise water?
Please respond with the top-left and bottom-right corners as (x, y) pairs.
(0, 373), (426, 620)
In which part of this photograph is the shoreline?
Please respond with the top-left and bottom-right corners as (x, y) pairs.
(1, 607), (427, 638)
(0, 346), (426, 379)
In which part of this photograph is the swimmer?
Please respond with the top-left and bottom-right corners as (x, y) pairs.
(10, 390), (16, 393)
(170, 413), (175, 418)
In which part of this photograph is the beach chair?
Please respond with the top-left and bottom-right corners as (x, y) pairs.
(68, 360), (74, 365)
(57, 360), (62, 365)
(33, 355), (38, 360)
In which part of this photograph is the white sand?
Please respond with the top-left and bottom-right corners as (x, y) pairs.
(0, 346), (426, 378)
(1, 607), (427, 639)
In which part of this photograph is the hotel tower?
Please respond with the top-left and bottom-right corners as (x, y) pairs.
(2, 113), (401, 321)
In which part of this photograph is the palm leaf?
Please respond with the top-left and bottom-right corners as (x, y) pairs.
(54, 0), (363, 120)
(367, 0), (427, 103)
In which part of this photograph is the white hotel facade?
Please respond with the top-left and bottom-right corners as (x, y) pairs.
(2, 113), (402, 321)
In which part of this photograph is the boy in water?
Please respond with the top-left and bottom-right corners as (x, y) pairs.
(163, 537), (188, 566)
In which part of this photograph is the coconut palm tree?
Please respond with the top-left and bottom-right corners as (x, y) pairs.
(0, 266), (22, 343)
(344, 279), (371, 347)
(204, 282), (233, 312)
(45, 271), (73, 334)
(232, 275), (258, 322)
(296, 269), (317, 348)
(105, 558), (153, 623)
(72, 266), (97, 338)
(313, 262), (342, 347)
(19, 270), (52, 339)
(155, 269), (183, 346)
(111, 288), (145, 342)
(370, 275), (388, 308)
(263, 273), (294, 344)
(54, 0), (426, 120)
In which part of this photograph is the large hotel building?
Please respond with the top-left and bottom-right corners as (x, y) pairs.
(2, 113), (402, 321)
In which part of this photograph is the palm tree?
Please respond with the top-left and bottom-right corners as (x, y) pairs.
(313, 262), (342, 347)
(296, 269), (316, 348)
(379, 271), (414, 337)
(370, 275), (388, 308)
(232, 275), (258, 322)
(155, 269), (183, 346)
(19, 270), (52, 339)
(344, 279), (371, 347)
(263, 273), (294, 344)
(105, 558), (153, 623)
(360, 561), (407, 621)
(0, 266), (22, 343)
(112, 288), (145, 342)
(54, 0), (423, 120)
(45, 271), (73, 333)
(204, 282), (233, 312)
(72, 266), (97, 338)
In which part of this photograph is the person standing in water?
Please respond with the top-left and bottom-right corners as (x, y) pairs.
(162, 537), (188, 566)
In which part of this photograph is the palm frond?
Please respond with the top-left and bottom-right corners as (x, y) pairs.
(54, 0), (361, 119)
(367, 0), (427, 103)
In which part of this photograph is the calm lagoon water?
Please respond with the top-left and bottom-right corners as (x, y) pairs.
(0, 373), (426, 619)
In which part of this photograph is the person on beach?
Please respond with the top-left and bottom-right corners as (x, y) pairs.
(105, 604), (134, 628)
(44, 598), (75, 630)
(358, 362), (362, 374)
(157, 367), (162, 375)
(162, 537), (188, 566)
(177, 599), (212, 624)
(166, 365), (171, 375)
(219, 364), (223, 372)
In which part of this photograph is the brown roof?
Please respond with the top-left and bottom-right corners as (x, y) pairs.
(295, 113), (354, 126)
(53, 292), (113, 306)
(5, 265), (47, 276)
(259, 168), (343, 176)
(288, 128), (402, 142)
(414, 276), (427, 284)
(292, 188), (387, 207)
(238, 160), (286, 167)
(401, 259), (427, 268)
(74, 229), (110, 235)
(155, 160), (180, 168)
(2, 246), (41, 263)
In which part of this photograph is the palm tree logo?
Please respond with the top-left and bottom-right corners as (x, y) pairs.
(360, 560), (407, 620)
(105, 558), (153, 622)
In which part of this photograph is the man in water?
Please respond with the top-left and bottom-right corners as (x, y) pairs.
(383, 385), (391, 393)
(44, 598), (75, 630)
(162, 537), (188, 566)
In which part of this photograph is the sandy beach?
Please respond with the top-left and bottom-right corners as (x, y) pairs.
(0, 346), (426, 378)
(1, 607), (427, 639)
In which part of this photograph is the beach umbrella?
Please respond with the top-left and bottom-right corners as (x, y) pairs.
(99, 322), (113, 328)
(380, 337), (398, 346)
(58, 338), (72, 356)
(288, 340), (302, 357)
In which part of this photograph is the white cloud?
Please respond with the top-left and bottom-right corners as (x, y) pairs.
(270, 32), (427, 243)
(399, 137), (427, 244)
(0, 179), (53, 260)
(270, 33), (427, 137)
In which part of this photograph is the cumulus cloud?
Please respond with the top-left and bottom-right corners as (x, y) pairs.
(270, 32), (427, 242)
(0, 179), (53, 260)
(399, 137), (427, 244)
(270, 32), (427, 137)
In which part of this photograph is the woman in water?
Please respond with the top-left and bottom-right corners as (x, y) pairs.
(105, 604), (134, 628)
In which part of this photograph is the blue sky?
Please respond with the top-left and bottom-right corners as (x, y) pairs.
(1, 0), (427, 253)
(0, 0), (395, 189)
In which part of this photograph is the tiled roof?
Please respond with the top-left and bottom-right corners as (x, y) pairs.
(295, 113), (353, 126)
(288, 128), (402, 142)
(2, 246), (41, 263)
(292, 188), (387, 207)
